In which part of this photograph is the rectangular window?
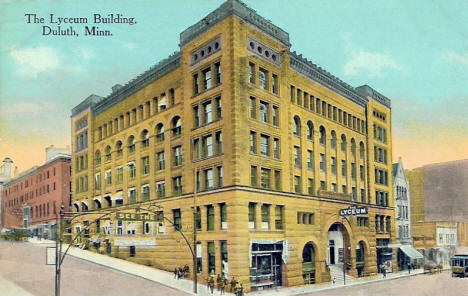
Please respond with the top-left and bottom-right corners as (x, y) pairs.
(193, 105), (200, 128)
(320, 180), (326, 190)
(157, 151), (165, 170)
(141, 185), (150, 201)
(351, 163), (356, 180)
(220, 203), (227, 230)
(260, 134), (270, 157)
(307, 150), (314, 171)
(295, 146), (301, 168)
(261, 204), (270, 230)
(208, 241), (216, 274)
(173, 176), (182, 196)
(142, 156), (150, 175)
(207, 205), (214, 231)
(308, 178), (314, 195)
(272, 106), (279, 126)
(250, 131), (257, 154)
(251, 166), (257, 187)
(248, 202), (256, 229)
(203, 135), (213, 157)
(217, 166), (223, 187)
(215, 62), (221, 85)
(341, 160), (347, 177)
(95, 173), (101, 190)
(320, 154), (326, 173)
(259, 68), (268, 90)
(249, 97), (256, 119)
(203, 67), (212, 90)
(274, 170), (281, 190)
(129, 188), (137, 203)
(215, 131), (223, 154)
(116, 167), (123, 184)
(105, 170), (112, 185)
(173, 146), (182, 166)
(331, 157), (336, 175)
(275, 205), (283, 230)
(203, 101), (212, 124)
(360, 165), (365, 180)
(193, 73), (199, 95)
(173, 209), (181, 231)
(272, 74), (278, 94)
(294, 176), (301, 193)
(215, 96), (222, 120)
(273, 138), (280, 159)
(249, 62), (255, 84)
(259, 101), (269, 123)
(260, 168), (271, 189)
(204, 168), (214, 190)
(195, 207), (201, 231)
(157, 181), (166, 198)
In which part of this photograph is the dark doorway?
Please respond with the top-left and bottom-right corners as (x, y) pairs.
(329, 240), (335, 264)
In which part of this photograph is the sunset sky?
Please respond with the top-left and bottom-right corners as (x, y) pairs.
(1, 0), (467, 174)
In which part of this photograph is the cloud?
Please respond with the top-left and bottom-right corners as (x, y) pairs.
(124, 43), (136, 51)
(9, 46), (61, 78)
(344, 50), (402, 78)
(443, 51), (468, 66)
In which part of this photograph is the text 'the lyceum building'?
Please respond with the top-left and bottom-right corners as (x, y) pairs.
(71, 0), (395, 292)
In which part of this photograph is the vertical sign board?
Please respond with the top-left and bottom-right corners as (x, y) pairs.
(46, 247), (56, 265)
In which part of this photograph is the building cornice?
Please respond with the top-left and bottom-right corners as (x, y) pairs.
(289, 51), (368, 108)
(356, 85), (391, 109)
(180, 0), (290, 48)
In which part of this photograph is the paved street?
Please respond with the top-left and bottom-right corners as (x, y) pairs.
(0, 241), (189, 296)
(301, 271), (468, 296)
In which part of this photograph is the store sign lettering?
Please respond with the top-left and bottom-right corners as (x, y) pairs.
(340, 206), (368, 217)
(116, 212), (158, 222)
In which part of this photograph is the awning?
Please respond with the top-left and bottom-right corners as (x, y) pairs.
(400, 245), (424, 260)
(112, 191), (123, 201)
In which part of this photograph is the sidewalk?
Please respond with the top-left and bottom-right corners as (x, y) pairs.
(0, 277), (35, 296)
(28, 239), (426, 296)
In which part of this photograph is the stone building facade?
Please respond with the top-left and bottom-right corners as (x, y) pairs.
(0, 157), (15, 231)
(1, 149), (71, 240)
(70, 0), (395, 291)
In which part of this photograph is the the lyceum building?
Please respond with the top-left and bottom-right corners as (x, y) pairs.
(71, 0), (394, 291)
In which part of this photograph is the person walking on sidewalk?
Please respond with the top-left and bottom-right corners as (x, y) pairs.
(174, 268), (178, 279)
(408, 262), (411, 274)
(382, 265), (387, 278)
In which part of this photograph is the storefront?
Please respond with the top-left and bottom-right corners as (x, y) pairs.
(249, 241), (285, 291)
(397, 244), (423, 270)
(376, 239), (393, 273)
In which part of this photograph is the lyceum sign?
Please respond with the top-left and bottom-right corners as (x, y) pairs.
(339, 206), (368, 217)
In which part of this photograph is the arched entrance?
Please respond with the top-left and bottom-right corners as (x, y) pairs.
(327, 223), (351, 266)
(302, 242), (316, 284)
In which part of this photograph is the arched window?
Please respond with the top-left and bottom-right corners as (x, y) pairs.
(359, 142), (365, 158)
(341, 134), (347, 152)
(95, 150), (101, 166)
(351, 138), (356, 156)
(331, 131), (337, 150)
(105, 146), (111, 161)
(307, 121), (314, 141)
(302, 242), (316, 284)
(156, 123), (164, 142)
(73, 203), (80, 212)
(116, 141), (123, 157)
(128, 135), (135, 153)
(172, 116), (182, 136)
(293, 116), (301, 137)
(356, 241), (365, 263)
(141, 129), (149, 147)
(81, 202), (89, 212)
(319, 126), (326, 146)
(93, 199), (102, 210)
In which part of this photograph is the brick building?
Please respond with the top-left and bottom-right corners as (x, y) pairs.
(70, 0), (395, 292)
(1, 147), (71, 240)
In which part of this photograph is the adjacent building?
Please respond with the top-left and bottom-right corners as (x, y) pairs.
(0, 157), (15, 232)
(1, 146), (71, 239)
(70, 0), (395, 291)
(392, 157), (423, 270)
(407, 159), (468, 267)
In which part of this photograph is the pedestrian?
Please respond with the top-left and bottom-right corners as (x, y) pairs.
(174, 267), (178, 279)
(234, 281), (241, 296)
(219, 277), (225, 295)
(382, 265), (387, 278)
(216, 274), (222, 292)
(408, 262), (411, 274)
(239, 283), (244, 296)
(230, 277), (236, 293)
(209, 275), (215, 294)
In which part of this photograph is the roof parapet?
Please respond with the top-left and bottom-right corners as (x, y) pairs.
(356, 85), (391, 109)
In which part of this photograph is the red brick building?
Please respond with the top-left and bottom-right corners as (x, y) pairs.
(1, 148), (71, 239)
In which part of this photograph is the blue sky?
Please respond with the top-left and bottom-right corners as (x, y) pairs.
(1, 0), (467, 171)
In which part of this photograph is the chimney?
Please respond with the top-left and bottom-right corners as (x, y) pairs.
(14, 166), (19, 178)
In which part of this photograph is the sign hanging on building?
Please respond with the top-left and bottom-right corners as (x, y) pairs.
(339, 206), (368, 217)
(115, 212), (159, 222)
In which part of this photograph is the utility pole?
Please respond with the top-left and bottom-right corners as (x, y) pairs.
(55, 211), (59, 296)
(193, 168), (198, 294)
